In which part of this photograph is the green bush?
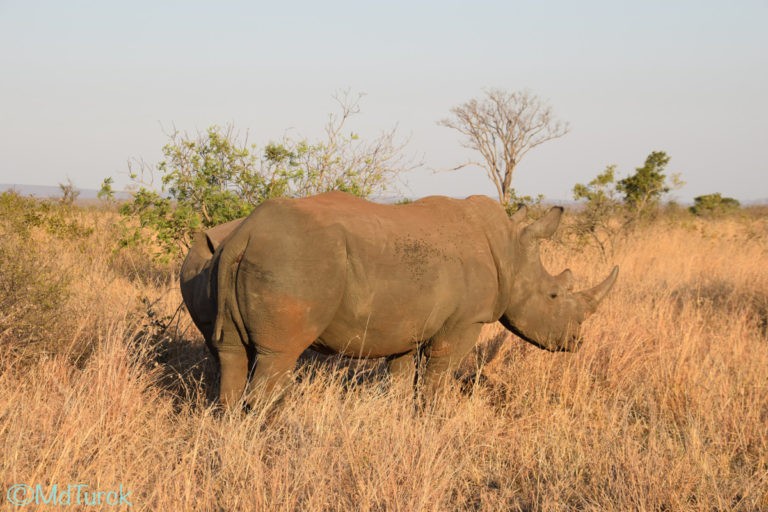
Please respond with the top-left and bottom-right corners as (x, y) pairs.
(502, 188), (545, 217)
(0, 191), (93, 239)
(117, 92), (412, 259)
(570, 166), (619, 257)
(689, 193), (740, 216)
(0, 192), (72, 354)
(570, 152), (684, 260)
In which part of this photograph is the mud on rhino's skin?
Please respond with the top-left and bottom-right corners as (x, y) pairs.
(180, 191), (618, 410)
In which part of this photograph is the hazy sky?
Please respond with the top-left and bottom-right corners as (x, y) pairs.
(1, 1), (766, 202)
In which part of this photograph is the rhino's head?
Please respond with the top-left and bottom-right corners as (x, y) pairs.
(499, 206), (618, 352)
(179, 218), (244, 342)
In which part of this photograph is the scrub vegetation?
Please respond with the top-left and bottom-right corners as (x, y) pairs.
(1, 191), (766, 511)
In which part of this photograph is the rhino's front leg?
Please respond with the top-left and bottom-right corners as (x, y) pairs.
(387, 351), (417, 379)
(421, 323), (484, 404)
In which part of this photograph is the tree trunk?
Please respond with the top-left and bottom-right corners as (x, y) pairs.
(501, 165), (514, 204)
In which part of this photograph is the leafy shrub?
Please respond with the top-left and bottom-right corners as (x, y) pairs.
(117, 92), (412, 259)
(0, 191), (93, 239)
(689, 193), (740, 216)
(98, 177), (116, 204)
(58, 178), (81, 206)
(0, 193), (72, 356)
(616, 151), (683, 216)
(502, 188), (545, 217)
(571, 165), (622, 260)
(0, 240), (70, 346)
(571, 152), (685, 260)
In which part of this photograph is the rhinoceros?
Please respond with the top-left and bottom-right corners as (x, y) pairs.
(181, 191), (618, 409)
(180, 217), (244, 357)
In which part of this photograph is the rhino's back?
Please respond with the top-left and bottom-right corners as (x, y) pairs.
(251, 191), (505, 242)
(233, 192), (510, 354)
(242, 192), (507, 278)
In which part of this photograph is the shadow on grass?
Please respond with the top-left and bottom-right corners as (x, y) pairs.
(146, 305), (517, 412)
(669, 279), (768, 340)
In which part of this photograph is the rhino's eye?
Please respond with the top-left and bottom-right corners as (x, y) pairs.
(549, 293), (558, 299)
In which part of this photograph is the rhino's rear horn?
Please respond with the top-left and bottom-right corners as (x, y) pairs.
(582, 266), (619, 306)
(555, 269), (575, 291)
(522, 206), (563, 243)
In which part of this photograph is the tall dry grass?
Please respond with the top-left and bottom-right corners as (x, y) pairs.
(1, 199), (766, 511)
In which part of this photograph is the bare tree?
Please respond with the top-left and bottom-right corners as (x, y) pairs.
(288, 89), (417, 198)
(439, 89), (569, 204)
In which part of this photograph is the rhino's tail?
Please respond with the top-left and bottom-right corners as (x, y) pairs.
(211, 227), (249, 346)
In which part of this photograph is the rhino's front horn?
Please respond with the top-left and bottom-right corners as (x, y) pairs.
(582, 266), (619, 306)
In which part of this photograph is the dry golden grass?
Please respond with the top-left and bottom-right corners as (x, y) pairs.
(1, 201), (766, 511)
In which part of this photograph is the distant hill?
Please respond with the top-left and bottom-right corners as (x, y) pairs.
(3, 183), (763, 206)
(0, 183), (132, 200)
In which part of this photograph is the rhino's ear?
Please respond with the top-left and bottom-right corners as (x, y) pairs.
(509, 204), (528, 224)
(189, 231), (215, 256)
(522, 206), (563, 243)
(205, 232), (217, 255)
(204, 218), (243, 253)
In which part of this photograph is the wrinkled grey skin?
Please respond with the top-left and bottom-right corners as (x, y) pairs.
(180, 218), (244, 358)
(183, 191), (618, 409)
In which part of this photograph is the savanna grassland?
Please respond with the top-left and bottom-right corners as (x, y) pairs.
(1, 193), (766, 511)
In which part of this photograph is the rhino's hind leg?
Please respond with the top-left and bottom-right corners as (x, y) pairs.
(238, 311), (325, 413)
(233, 245), (345, 412)
(244, 349), (303, 411)
(217, 342), (249, 410)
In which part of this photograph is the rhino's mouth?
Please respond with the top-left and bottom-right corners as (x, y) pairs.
(502, 321), (574, 353)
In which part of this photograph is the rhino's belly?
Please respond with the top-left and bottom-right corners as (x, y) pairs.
(315, 318), (426, 358)
(314, 283), (458, 357)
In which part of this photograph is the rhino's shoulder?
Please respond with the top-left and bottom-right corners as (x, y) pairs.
(464, 194), (501, 207)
